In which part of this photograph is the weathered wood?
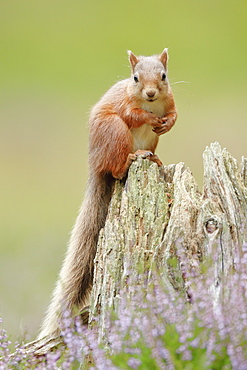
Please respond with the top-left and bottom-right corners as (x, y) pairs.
(89, 160), (170, 335)
(89, 142), (247, 338)
(19, 142), (247, 355)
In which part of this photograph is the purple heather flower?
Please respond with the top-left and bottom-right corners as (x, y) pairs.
(127, 357), (142, 369)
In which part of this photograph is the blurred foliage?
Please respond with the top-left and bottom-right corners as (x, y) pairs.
(0, 0), (246, 340)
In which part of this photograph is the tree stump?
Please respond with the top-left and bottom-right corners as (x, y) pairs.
(89, 142), (247, 340)
(22, 141), (247, 356)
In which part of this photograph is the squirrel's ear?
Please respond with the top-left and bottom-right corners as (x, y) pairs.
(128, 50), (139, 72)
(159, 48), (169, 69)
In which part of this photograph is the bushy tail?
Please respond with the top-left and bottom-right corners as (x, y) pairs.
(38, 172), (114, 339)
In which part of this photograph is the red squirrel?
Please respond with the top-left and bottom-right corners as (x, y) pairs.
(39, 49), (177, 338)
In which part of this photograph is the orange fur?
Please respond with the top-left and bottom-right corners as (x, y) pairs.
(39, 49), (177, 339)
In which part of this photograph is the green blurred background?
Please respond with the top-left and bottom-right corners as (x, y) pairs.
(0, 0), (246, 341)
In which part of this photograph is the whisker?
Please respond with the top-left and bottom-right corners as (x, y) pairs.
(170, 81), (190, 85)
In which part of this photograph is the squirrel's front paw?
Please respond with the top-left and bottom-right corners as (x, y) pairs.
(152, 116), (175, 136)
(147, 113), (163, 128)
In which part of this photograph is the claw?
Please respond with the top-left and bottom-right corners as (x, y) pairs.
(134, 150), (153, 159)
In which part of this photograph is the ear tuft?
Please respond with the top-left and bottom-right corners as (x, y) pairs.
(127, 50), (139, 72)
(159, 48), (169, 69)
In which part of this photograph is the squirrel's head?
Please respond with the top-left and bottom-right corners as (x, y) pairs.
(127, 49), (169, 102)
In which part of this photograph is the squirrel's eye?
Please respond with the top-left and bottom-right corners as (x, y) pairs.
(161, 72), (166, 81)
(133, 75), (139, 83)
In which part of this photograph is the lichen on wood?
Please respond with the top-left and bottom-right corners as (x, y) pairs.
(24, 142), (247, 355)
(89, 142), (247, 338)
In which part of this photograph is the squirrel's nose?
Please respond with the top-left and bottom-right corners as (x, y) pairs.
(146, 90), (156, 98)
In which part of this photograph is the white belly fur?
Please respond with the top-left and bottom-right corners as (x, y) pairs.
(131, 99), (165, 152)
(131, 124), (157, 152)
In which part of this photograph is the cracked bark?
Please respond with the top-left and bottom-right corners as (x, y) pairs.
(89, 142), (247, 339)
(25, 142), (247, 355)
